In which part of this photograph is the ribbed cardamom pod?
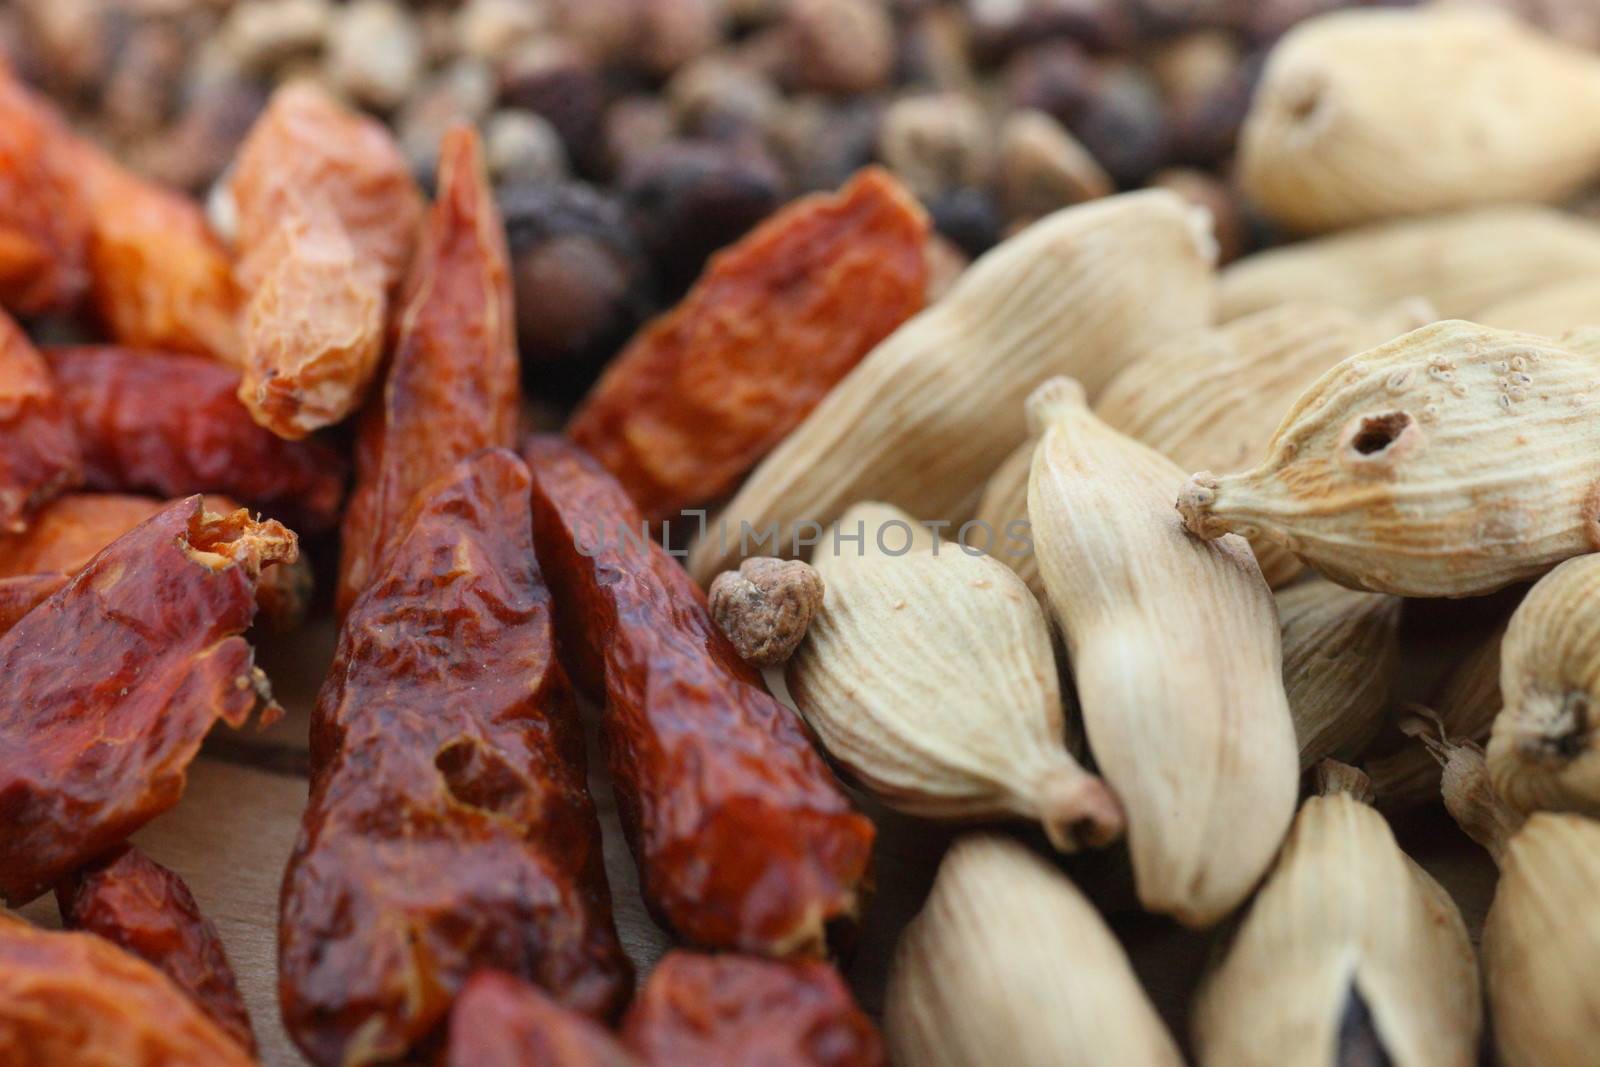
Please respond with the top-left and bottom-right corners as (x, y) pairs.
(1478, 277), (1600, 338)
(1488, 554), (1600, 816)
(1178, 320), (1600, 597)
(975, 302), (1430, 600)
(1193, 762), (1482, 1067)
(972, 438), (1044, 604)
(885, 835), (1184, 1067)
(1237, 7), (1600, 233)
(785, 502), (1124, 851)
(687, 190), (1216, 584)
(1219, 206), (1600, 322)
(1096, 300), (1434, 588)
(1440, 741), (1599, 1067)
(1366, 622), (1507, 811)
(1279, 579), (1402, 770)
(1028, 376), (1297, 926)
(1481, 813), (1600, 1067)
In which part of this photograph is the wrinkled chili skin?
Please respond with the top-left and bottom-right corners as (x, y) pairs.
(0, 494), (173, 576)
(568, 167), (927, 523)
(0, 63), (89, 316)
(72, 137), (241, 364)
(0, 498), (294, 905)
(0, 311), (81, 534)
(623, 952), (885, 1067)
(232, 83), (421, 292)
(0, 572), (65, 631)
(282, 449), (630, 1067)
(0, 492), (314, 633)
(56, 844), (257, 1055)
(337, 125), (520, 615)
(445, 970), (642, 1067)
(49, 346), (346, 533)
(522, 435), (873, 956)
(230, 83), (422, 439)
(0, 916), (257, 1067)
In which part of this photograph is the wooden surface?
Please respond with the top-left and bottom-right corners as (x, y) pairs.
(11, 602), (1502, 1066)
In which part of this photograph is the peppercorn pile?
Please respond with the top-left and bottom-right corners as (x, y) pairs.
(0, 0), (1488, 392)
(10, 2), (1600, 1066)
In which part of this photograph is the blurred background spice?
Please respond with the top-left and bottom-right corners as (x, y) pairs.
(11, 0), (1582, 396)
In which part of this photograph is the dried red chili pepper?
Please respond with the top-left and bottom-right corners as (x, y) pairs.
(0, 62), (89, 316)
(0, 492), (313, 634)
(522, 435), (874, 956)
(0, 493), (165, 576)
(0, 310), (81, 534)
(55, 844), (256, 1054)
(448, 955), (884, 1067)
(623, 952), (885, 1067)
(446, 970), (642, 1067)
(49, 345), (346, 534)
(230, 83), (422, 439)
(0, 572), (65, 631)
(336, 125), (520, 615)
(567, 167), (927, 523)
(0, 914), (256, 1066)
(237, 203), (385, 440)
(71, 133), (241, 364)
(281, 449), (630, 1067)
(0, 498), (295, 905)
(231, 83), (421, 289)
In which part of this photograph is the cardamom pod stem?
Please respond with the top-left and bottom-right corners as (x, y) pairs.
(1367, 622), (1507, 811)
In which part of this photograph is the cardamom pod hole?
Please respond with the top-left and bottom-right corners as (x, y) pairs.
(1289, 85), (1323, 125)
(1281, 73), (1331, 137)
(1351, 412), (1412, 455)
(1339, 411), (1422, 471)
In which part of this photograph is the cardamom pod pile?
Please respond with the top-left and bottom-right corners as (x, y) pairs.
(697, 7), (1600, 1064)
(11, 2), (1600, 1066)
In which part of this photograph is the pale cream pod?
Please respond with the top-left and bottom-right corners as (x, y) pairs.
(1193, 762), (1481, 1067)
(1489, 554), (1600, 817)
(885, 835), (1184, 1067)
(1367, 621), (1507, 811)
(1178, 320), (1600, 597)
(1278, 579), (1402, 770)
(687, 189), (1216, 583)
(785, 502), (1124, 851)
(1028, 376), (1297, 926)
(1237, 7), (1600, 233)
(1096, 299), (1434, 587)
(971, 438), (1045, 603)
(1219, 205), (1600, 322)
(1477, 276), (1600, 338)
(1440, 743), (1600, 1067)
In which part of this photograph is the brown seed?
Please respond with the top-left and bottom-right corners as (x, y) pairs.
(709, 557), (825, 667)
